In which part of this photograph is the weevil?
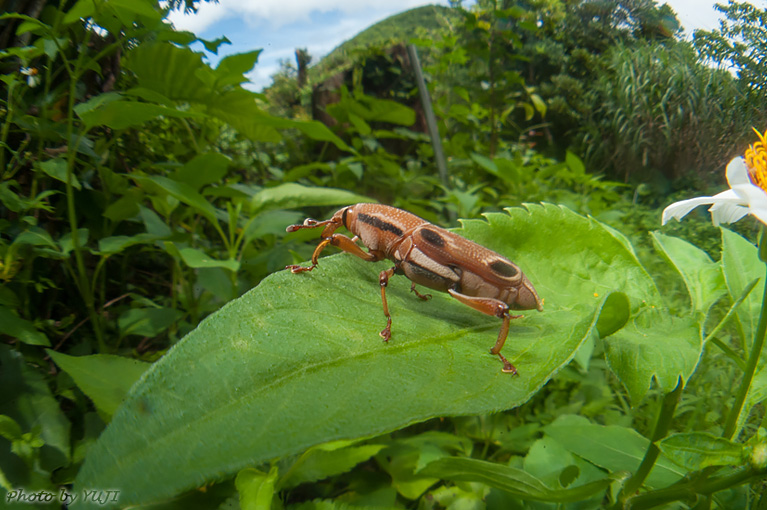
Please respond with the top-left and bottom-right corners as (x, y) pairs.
(285, 204), (542, 374)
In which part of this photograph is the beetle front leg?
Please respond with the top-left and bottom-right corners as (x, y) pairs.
(287, 232), (382, 273)
(447, 289), (523, 375)
(379, 267), (397, 341)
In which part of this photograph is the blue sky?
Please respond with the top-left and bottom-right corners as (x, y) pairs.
(167, 1), (767, 92)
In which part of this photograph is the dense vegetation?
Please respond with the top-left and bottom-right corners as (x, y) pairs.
(2, 0), (767, 508)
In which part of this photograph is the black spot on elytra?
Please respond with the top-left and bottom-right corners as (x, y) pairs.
(490, 259), (518, 278)
(420, 228), (445, 247)
(357, 213), (404, 237)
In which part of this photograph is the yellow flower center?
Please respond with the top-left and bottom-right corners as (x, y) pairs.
(746, 128), (767, 192)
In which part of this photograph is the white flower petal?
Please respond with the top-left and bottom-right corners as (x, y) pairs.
(662, 196), (716, 224)
(710, 203), (749, 225)
(749, 206), (767, 225)
(726, 157), (750, 187)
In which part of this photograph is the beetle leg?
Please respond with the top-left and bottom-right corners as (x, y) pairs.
(410, 282), (432, 301)
(447, 289), (523, 375)
(379, 267), (397, 341)
(287, 232), (382, 273)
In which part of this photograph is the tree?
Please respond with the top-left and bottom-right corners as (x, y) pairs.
(693, 0), (767, 93)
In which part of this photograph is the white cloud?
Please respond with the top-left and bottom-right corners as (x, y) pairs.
(168, 0), (433, 34)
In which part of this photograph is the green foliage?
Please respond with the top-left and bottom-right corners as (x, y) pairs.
(578, 41), (760, 182)
(70, 205), (767, 508)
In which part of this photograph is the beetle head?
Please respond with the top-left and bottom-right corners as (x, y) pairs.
(511, 275), (543, 312)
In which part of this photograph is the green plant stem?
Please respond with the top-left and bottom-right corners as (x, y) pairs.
(625, 466), (766, 510)
(722, 232), (767, 440)
(706, 277), (759, 372)
(617, 379), (683, 506)
(0, 79), (17, 178)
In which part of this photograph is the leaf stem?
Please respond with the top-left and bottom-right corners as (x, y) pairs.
(722, 228), (767, 440)
(617, 379), (683, 506)
(625, 466), (766, 510)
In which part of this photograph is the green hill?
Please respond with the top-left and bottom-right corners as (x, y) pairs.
(310, 4), (457, 81)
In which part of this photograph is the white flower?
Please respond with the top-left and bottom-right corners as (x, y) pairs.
(662, 130), (767, 226)
(20, 67), (41, 88)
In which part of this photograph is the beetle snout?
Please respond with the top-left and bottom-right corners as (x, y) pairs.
(511, 276), (543, 312)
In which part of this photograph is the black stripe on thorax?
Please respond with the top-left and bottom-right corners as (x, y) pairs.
(357, 212), (404, 237)
(420, 227), (445, 247)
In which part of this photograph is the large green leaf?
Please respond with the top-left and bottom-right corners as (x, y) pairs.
(658, 432), (747, 471)
(73, 204), (679, 507)
(544, 414), (684, 489)
(46, 351), (150, 418)
(250, 183), (374, 214)
(721, 228), (763, 351)
(419, 456), (610, 502)
(651, 232), (726, 314)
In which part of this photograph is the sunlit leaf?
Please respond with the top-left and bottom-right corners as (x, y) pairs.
(658, 432), (746, 471)
(75, 204), (666, 507)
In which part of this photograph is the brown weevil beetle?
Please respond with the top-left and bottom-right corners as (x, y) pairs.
(286, 204), (542, 374)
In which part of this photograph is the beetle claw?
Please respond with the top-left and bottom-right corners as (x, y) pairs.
(496, 351), (518, 376)
(380, 317), (392, 342)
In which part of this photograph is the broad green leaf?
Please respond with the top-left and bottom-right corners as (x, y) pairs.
(104, 188), (144, 222)
(524, 436), (607, 492)
(97, 233), (161, 255)
(208, 88), (351, 150)
(0, 415), (22, 441)
(124, 43), (213, 103)
(75, 204), (658, 507)
(244, 210), (303, 241)
(721, 228), (763, 351)
(179, 247), (239, 272)
(544, 414), (684, 489)
(215, 50), (262, 87)
(62, 0), (96, 25)
(651, 232), (725, 314)
(140, 205), (172, 237)
(118, 307), (183, 338)
(594, 291), (630, 338)
(78, 100), (201, 130)
(530, 93), (547, 118)
(604, 312), (701, 402)
(237, 466), (278, 510)
(11, 228), (57, 249)
(46, 351), (150, 418)
(658, 432), (746, 470)
(173, 152), (231, 191)
(59, 228), (89, 256)
(375, 441), (440, 499)
(0, 345), (70, 468)
(134, 175), (218, 224)
(250, 183), (373, 214)
(37, 158), (81, 190)
(103, 0), (161, 24)
(72, 91), (123, 116)
(470, 153), (499, 176)
(279, 443), (386, 489)
(0, 306), (49, 346)
(419, 457), (610, 502)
